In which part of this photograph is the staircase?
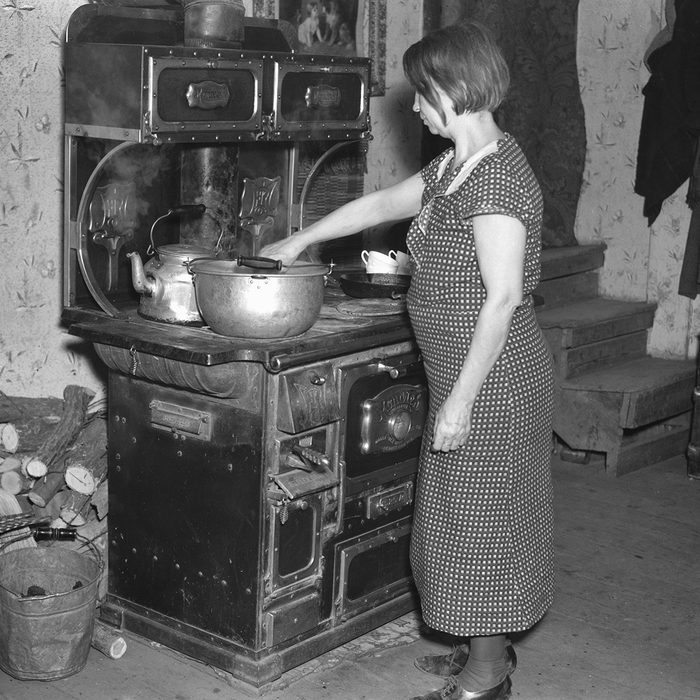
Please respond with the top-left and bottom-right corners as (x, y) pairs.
(535, 244), (695, 476)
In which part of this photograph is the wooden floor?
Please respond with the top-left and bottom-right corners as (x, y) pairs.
(1, 454), (699, 700)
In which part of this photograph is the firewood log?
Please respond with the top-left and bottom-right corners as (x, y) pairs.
(91, 480), (108, 520)
(60, 491), (92, 527)
(0, 423), (19, 453)
(0, 408), (63, 455)
(0, 456), (22, 474)
(91, 621), (127, 660)
(65, 449), (107, 496)
(23, 457), (48, 479)
(27, 386), (95, 508)
(0, 394), (64, 424)
(0, 469), (33, 496)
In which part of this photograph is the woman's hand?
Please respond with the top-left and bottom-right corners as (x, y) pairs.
(259, 233), (309, 268)
(431, 390), (472, 452)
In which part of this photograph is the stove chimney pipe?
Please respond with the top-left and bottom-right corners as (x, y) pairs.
(183, 0), (246, 49)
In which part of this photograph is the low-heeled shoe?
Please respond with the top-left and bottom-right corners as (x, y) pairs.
(414, 644), (517, 678)
(409, 674), (512, 700)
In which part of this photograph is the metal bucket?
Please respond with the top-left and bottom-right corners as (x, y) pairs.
(0, 540), (102, 680)
(183, 0), (246, 49)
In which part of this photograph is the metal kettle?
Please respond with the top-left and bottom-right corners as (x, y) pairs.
(127, 205), (217, 325)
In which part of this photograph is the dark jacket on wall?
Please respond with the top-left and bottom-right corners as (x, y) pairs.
(634, 0), (700, 297)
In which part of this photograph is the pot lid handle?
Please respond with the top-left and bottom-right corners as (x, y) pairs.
(236, 255), (283, 271)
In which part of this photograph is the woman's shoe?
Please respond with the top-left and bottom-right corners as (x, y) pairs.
(409, 674), (512, 700)
(414, 644), (517, 678)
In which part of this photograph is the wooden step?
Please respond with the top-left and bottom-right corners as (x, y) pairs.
(537, 298), (657, 378)
(536, 271), (599, 308)
(557, 413), (691, 477)
(537, 298), (657, 346)
(536, 244), (606, 308)
(553, 357), (695, 475)
(551, 331), (649, 378)
(540, 244), (607, 281)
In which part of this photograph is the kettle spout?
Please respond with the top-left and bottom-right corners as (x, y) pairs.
(127, 252), (157, 296)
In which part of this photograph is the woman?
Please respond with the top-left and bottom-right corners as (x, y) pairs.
(261, 22), (555, 700)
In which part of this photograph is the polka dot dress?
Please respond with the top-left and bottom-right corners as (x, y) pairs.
(406, 134), (555, 636)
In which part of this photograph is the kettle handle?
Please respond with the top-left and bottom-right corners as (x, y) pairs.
(148, 204), (207, 256)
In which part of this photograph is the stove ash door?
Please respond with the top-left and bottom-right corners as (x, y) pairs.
(334, 517), (413, 620)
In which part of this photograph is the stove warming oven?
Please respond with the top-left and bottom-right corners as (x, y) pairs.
(62, 3), (427, 687)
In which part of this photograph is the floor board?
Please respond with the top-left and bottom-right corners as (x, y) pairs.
(1, 454), (698, 700)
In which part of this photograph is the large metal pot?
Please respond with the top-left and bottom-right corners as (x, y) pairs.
(189, 257), (329, 338)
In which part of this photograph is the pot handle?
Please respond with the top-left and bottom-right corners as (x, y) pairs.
(237, 255), (283, 271)
(184, 256), (218, 276)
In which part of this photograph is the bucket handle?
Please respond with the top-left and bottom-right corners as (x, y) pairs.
(0, 530), (104, 573)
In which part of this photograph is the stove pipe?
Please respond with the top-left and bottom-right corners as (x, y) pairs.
(183, 0), (246, 49)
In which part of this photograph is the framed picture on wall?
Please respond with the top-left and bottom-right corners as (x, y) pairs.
(252, 0), (385, 95)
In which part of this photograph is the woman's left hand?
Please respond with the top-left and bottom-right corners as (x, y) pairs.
(259, 234), (309, 268)
(431, 391), (472, 452)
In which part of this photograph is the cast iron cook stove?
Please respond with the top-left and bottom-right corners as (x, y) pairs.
(61, 3), (427, 687)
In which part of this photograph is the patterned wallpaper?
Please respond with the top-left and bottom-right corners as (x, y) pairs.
(0, 0), (90, 399)
(0, 0), (695, 399)
(575, 0), (697, 359)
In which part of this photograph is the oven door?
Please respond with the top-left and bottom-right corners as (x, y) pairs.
(340, 354), (427, 494)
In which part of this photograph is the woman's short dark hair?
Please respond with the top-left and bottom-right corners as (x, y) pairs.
(403, 22), (510, 121)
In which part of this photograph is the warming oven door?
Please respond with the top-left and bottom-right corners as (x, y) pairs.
(272, 55), (370, 139)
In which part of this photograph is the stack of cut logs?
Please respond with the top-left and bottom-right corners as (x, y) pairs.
(0, 385), (127, 661)
(0, 385), (107, 568)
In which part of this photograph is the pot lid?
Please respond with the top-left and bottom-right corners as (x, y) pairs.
(189, 259), (328, 276)
(156, 244), (215, 260)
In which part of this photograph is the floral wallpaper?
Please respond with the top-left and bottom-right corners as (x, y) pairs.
(0, 0), (696, 400)
(575, 0), (697, 359)
(0, 0), (93, 400)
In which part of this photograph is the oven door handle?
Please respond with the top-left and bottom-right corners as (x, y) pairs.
(374, 361), (402, 379)
(372, 357), (423, 379)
